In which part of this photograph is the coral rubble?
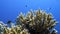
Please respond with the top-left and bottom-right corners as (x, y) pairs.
(0, 9), (57, 34)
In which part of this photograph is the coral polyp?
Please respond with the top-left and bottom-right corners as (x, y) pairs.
(0, 9), (57, 34)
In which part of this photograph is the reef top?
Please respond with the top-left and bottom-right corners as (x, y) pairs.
(0, 9), (57, 34)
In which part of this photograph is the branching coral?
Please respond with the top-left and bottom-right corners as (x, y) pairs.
(0, 9), (57, 34)
(16, 9), (57, 34)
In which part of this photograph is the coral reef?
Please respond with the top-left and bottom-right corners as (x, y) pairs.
(0, 9), (57, 34)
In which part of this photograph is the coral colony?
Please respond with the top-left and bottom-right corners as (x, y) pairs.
(0, 9), (57, 34)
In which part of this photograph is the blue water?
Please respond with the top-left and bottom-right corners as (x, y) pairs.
(0, 0), (60, 34)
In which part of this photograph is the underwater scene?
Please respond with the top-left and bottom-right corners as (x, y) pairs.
(0, 0), (60, 34)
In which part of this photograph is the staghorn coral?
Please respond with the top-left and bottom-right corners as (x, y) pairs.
(16, 9), (57, 34)
(3, 25), (30, 34)
(0, 9), (57, 34)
